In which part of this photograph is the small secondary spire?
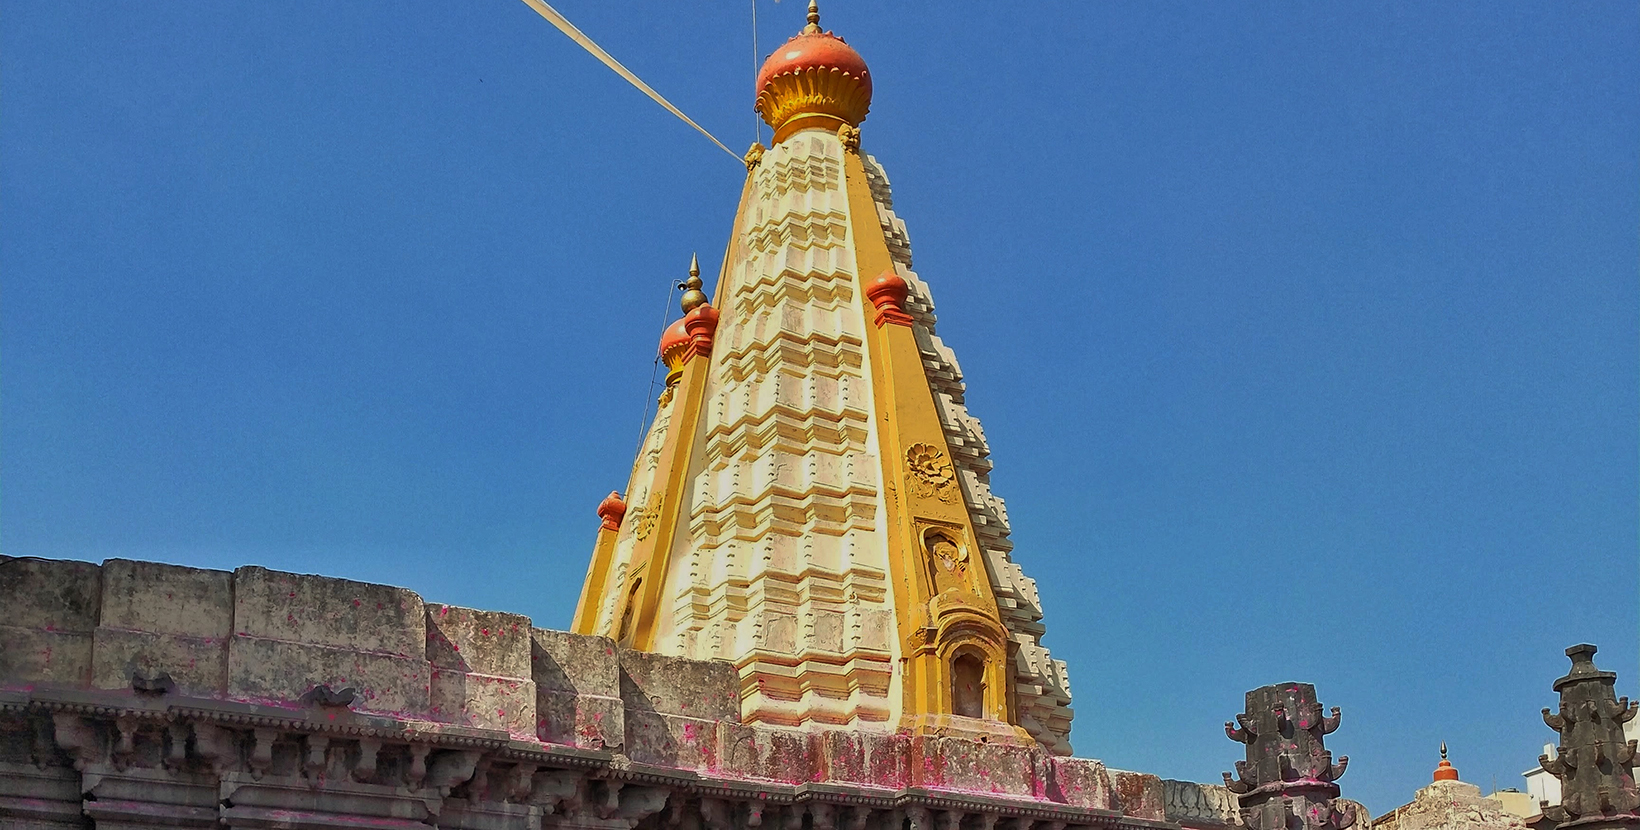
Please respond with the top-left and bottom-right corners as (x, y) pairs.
(1433, 742), (1459, 781)
(804, 0), (821, 34)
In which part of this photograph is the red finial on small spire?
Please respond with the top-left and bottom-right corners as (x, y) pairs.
(865, 271), (913, 327)
(683, 304), (720, 359)
(1433, 742), (1459, 782)
(597, 491), (627, 531)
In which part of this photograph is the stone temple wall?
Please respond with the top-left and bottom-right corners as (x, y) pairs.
(0, 555), (1173, 830)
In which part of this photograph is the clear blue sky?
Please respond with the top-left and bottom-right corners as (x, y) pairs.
(3, 1), (1634, 814)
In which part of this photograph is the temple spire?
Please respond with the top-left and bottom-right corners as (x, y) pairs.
(573, 3), (1073, 754)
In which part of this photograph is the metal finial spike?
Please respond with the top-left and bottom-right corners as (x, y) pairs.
(1440, 742), (1448, 760)
(804, 0), (821, 33)
(679, 252), (708, 313)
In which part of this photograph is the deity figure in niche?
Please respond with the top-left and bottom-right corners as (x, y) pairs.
(929, 533), (969, 584)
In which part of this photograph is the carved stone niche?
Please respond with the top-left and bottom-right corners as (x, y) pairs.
(925, 529), (971, 585)
(918, 522), (975, 597)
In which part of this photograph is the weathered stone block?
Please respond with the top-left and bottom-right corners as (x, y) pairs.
(625, 708), (721, 771)
(91, 628), (228, 696)
(904, 733), (943, 789)
(618, 648), (737, 721)
(531, 629), (618, 697)
(100, 559), (232, 637)
(1111, 770), (1166, 820)
(930, 738), (1037, 796)
(87, 560), (233, 697)
(429, 668), (536, 735)
(0, 557), (99, 687)
(232, 566), (424, 657)
(428, 605), (532, 678)
(531, 628), (624, 750)
(219, 770), (434, 824)
(227, 634), (430, 715)
(0, 557), (100, 631)
(1052, 757), (1115, 810)
(619, 647), (739, 772)
(0, 761), (82, 829)
(815, 730), (909, 789)
(0, 627), (93, 688)
(718, 722), (817, 784)
(440, 798), (541, 830)
(537, 687), (623, 751)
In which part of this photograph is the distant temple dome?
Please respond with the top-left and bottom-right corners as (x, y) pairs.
(755, 1), (871, 141)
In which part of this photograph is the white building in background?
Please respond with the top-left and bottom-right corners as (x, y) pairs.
(1523, 743), (1562, 810)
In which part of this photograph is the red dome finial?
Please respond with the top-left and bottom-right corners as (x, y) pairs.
(865, 271), (913, 327)
(659, 255), (717, 386)
(1432, 742), (1459, 782)
(754, 2), (871, 143)
(596, 491), (627, 531)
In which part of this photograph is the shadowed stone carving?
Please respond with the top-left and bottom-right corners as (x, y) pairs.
(1224, 683), (1352, 830)
(1538, 644), (1640, 830)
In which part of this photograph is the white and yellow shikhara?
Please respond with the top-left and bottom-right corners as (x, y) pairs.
(573, 3), (1074, 755)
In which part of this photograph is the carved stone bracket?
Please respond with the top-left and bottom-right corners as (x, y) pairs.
(3, 692), (1160, 830)
(249, 728), (278, 778)
(52, 712), (100, 771)
(837, 124), (861, 153)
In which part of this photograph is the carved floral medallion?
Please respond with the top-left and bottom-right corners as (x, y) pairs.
(905, 443), (959, 504)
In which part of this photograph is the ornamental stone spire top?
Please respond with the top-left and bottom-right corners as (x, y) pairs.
(1225, 682), (1353, 830)
(1539, 644), (1640, 830)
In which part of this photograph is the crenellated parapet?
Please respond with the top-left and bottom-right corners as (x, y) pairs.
(1537, 644), (1640, 830)
(1223, 683), (1352, 830)
(0, 554), (1172, 830)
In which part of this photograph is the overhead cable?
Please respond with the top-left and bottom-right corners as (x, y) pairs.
(518, 0), (742, 162)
